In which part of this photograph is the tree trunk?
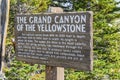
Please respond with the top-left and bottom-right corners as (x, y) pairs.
(0, 0), (2, 71)
(0, 0), (10, 72)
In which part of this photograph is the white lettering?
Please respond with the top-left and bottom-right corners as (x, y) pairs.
(37, 24), (86, 32)
(17, 24), (23, 31)
(17, 17), (27, 23)
(25, 24), (35, 31)
(29, 17), (33, 23)
(29, 16), (52, 23)
(55, 16), (59, 23)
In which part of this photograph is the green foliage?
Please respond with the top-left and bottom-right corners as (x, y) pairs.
(4, 60), (39, 80)
(18, 0), (50, 13)
(7, 0), (50, 45)
(6, 0), (120, 80)
(5, 0), (50, 80)
(65, 0), (120, 79)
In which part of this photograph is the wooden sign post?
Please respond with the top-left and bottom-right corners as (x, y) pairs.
(46, 7), (64, 80)
(15, 11), (93, 80)
(46, 66), (64, 80)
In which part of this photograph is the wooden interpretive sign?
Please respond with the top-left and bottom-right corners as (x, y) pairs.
(15, 12), (93, 71)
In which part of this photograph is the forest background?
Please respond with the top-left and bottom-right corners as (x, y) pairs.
(3, 0), (120, 80)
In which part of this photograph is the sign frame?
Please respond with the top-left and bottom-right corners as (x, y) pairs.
(15, 11), (93, 71)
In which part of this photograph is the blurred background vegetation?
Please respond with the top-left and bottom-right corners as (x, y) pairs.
(5, 0), (120, 80)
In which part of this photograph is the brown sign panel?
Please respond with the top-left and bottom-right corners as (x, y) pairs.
(15, 12), (93, 71)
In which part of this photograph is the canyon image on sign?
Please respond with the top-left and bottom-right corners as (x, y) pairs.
(15, 12), (93, 71)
